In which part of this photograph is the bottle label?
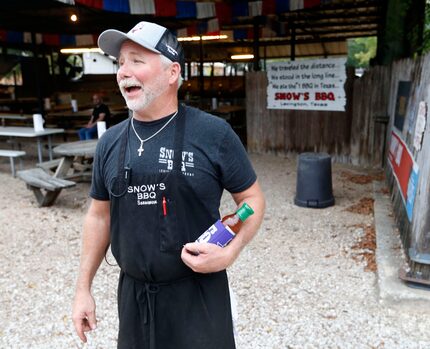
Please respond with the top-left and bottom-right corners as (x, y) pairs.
(196, 219), (236, 247)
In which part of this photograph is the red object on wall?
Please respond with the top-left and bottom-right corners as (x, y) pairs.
(388, 131), (413, 200)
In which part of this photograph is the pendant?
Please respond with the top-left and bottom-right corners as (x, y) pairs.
(138, 141), (144, 156)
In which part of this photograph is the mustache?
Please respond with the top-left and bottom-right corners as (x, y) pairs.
(118, 78), (143, 90)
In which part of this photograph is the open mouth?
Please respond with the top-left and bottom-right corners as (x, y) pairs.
(119, 79), (143, 96)
(125, 85), (141, 93)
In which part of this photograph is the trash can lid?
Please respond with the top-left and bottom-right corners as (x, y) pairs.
(298, 152), (331, 161)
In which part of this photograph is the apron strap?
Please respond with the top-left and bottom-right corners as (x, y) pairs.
(112, 122), (131, 197)
(118, 121), (130, 175)
(136, 283), (159, 349)
(172, 104), (186, 173)
(127, 271), (195, 349)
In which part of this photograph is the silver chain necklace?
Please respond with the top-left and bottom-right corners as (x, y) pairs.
(130, 110), (178, 156)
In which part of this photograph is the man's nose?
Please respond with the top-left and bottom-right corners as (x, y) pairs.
(117, 63), (131, 80)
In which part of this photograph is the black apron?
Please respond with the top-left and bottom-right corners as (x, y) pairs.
(109, 106), (236, 349)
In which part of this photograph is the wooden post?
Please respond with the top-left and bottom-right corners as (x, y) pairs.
(199, 36), (204, 103)
(31, 32), (45, 115)
(291, 23), (296, 61)
(253, 17), (260, 71)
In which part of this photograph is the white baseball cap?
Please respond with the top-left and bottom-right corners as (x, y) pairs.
(98, 21), (185, 74)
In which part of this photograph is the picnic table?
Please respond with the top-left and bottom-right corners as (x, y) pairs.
(0, 113), (32, 126)
(17, 139), (98, 207)
(0, 126), (64, 163)
(53, 139), (98, 180)
(45, 109), (93, 139)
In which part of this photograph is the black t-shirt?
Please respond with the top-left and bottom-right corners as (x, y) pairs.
(91, 103), (111, 127)
(90, 105), (257, 219)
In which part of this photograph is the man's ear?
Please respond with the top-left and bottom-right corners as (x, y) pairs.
(169, 62), (181, 85)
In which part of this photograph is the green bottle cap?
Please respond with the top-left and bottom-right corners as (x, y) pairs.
(236, 203), (254, 221)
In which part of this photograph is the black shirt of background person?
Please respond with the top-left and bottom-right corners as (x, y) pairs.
(91, 103), (111, 128)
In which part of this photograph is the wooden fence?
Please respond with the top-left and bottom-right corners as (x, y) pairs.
(384, 54), (430, 281)
(245, 53), (430, 281)
(246, 67), (391, 167)
(246, 68), (353, 163)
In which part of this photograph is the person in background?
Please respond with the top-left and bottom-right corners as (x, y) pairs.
(72, 21), (265, 349)
(78, 93), (110, 140)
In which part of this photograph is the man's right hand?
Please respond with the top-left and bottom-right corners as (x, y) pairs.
(72, 290), (97, 343)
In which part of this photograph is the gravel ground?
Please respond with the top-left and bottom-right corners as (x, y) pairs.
(1, 150), (430, 349)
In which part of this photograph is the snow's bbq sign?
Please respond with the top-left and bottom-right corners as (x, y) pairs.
(267, 58), (347, 111)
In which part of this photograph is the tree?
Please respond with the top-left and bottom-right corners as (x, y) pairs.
(347, 37), (377, 68)
(422, 0), (430, 53)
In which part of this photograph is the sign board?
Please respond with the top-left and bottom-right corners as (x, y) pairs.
(393, 81), (411, 132)
(413, 101), (427, 151)
(388, 130), (419, 221)
(266, 58), (347, 111)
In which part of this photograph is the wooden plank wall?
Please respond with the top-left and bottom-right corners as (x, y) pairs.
(246, 68), (386, 166)
(384, 54), (430, 277)
(350, 66), (392, 167)
(246, 55), (430, 277)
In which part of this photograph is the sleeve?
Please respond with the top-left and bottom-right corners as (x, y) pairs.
(217, 125), (257, 193)
(89, 141), (110, 200)
(102, 104), (111, 116)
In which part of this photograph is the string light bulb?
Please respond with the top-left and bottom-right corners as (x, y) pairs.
(231, 54), (254, 60)
(178, 34), (228, 42)
(60, 48), (103, 54)
(70, 14), (78, 22)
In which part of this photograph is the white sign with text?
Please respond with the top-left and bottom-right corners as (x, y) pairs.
(267, 58), (347, 111)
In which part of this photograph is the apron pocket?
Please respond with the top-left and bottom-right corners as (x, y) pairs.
(159, 196), (181, 251)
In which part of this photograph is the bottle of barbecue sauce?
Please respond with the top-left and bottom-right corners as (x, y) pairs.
(195, 203), (254, 247)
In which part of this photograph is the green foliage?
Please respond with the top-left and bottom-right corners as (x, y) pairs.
(423, 0), (430, 53)
(347, 37), (377, 68)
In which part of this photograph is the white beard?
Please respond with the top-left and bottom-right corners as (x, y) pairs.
(119, 74), (169, 112)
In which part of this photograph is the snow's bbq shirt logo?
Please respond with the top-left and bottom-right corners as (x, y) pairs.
(158, 147), (195, 177)
(127, 182), (166, 206)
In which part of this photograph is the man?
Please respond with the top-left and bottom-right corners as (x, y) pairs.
(72, 21), (265, 349)
(78, 93), (111, 140)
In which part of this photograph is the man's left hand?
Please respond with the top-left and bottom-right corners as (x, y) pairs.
(181, 242), (232, 273)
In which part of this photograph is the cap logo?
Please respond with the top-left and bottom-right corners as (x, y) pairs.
(165, 44), (178, 57)
(131, 23), (145, 33)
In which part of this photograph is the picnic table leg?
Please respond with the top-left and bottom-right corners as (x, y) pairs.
(47, 135), (53, 160)
(36, 137), (43, 163)
(54, 157), (74, 178)
(9, 136), (16, 150)
(26, 184), (62, 207)
(9, 157), (16, 177)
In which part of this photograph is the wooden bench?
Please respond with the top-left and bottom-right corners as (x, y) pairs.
(36, 158), (63, 174)
(0, 149), (26, 177)
(17, 168), (76, 207)
(36, 157), (93, 181)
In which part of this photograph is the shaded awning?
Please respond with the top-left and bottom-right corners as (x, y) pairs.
(0, 0), (381, 60)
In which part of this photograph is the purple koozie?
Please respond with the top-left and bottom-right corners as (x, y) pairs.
(196, 220), (236, 247)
